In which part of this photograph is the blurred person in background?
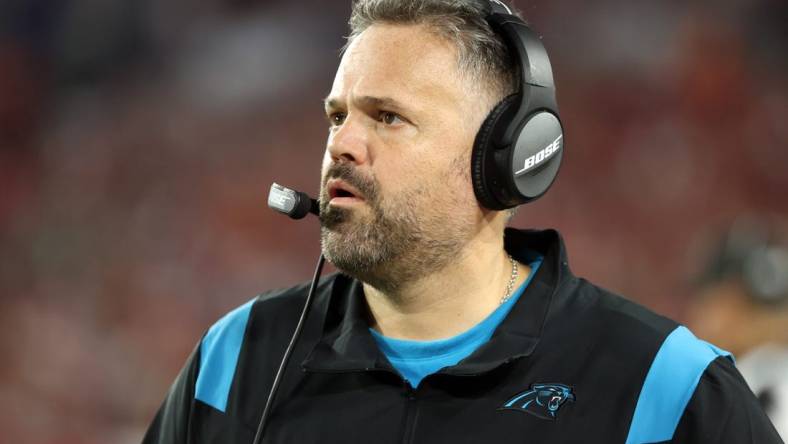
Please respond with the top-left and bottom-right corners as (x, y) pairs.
(143, 1), (780, 443)
(687, 216), (788, 439)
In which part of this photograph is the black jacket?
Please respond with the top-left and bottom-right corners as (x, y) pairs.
(144, 229), (782, 443)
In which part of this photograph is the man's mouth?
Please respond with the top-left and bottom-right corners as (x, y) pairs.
(326, 179), (365, 205)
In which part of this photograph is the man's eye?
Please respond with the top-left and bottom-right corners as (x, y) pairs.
(379, 111), (403, 125)
(328, 113), (346, 126)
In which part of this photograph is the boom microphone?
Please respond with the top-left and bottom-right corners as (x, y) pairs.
(255, 181), (324, 444)
(268, 182), (319, 219)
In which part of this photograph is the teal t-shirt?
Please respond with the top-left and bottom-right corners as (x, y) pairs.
(370, 256), (543, 388)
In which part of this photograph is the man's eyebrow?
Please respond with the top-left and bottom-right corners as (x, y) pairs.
(323, 97), (341, 111)
(323, 96), (409, 112)
(356, 96), (408, 110)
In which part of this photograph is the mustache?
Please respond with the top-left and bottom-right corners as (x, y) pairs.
(322, 163), (378, 201)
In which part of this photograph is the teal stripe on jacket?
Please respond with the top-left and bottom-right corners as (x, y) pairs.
(626, 326), (733, 444)
(195, 298), (256, 412)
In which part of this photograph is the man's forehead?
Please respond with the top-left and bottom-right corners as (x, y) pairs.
(328, 23), (469, 110)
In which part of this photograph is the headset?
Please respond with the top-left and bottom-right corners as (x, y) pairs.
(472, 0), (564, 210)
(259, 1), (562, 442)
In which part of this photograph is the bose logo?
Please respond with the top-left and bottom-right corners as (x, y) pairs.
(271, 194), (291, 206)
(515, 134), (562, 177)
(268, 191), (293, 210)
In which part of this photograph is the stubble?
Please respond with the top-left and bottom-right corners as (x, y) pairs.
(319, 161), (474, 293)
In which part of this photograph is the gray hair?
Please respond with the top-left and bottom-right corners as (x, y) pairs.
(347, 0), (521, 102)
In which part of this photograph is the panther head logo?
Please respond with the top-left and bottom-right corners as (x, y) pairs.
(499, 383), (575, 420)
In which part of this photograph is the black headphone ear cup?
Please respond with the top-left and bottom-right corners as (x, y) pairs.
(471, 95), (518, 210)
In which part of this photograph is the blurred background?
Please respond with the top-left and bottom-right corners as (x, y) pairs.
(1, 0), (786, 442)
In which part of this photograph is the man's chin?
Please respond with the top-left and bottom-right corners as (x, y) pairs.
(322, 247), (386, 285)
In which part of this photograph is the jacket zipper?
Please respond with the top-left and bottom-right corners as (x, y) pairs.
(401, 383), (419, 444)
(304, 367), (421, 443)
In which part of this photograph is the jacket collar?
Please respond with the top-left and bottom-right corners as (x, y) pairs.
(302, 228), (569, 376)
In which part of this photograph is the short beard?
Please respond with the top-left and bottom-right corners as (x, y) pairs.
(319, 163), (472, 293)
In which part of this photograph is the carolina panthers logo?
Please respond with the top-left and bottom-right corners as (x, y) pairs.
(499, 383), (575, 420)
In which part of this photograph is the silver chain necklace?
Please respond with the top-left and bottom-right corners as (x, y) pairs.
(500, 254), (519, 305)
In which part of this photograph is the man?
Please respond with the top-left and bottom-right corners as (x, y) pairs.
(686, 217), (788, 439)
(144, 1), (781, 443)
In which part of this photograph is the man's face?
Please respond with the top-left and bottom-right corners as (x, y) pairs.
(319, 23), (489, 288)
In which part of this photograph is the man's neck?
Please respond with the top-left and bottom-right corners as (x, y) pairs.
(362, 235), (531, 341)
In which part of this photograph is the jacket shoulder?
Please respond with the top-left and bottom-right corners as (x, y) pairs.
(551, 277), (679, 348)
(193, 273), (341, 413)
(554, 278), (738, 443)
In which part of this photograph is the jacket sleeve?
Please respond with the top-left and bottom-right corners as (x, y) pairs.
(671, 356), (783, 443)
(142, 344), (200, 444)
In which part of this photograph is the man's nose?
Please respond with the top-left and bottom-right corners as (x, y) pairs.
(327, 116), (369, 165)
